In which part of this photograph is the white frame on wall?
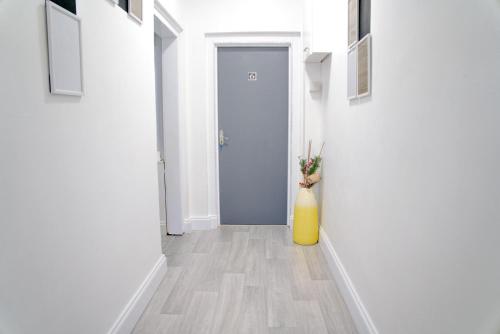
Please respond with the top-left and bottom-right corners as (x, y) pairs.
(46, 0), (84, 96)
(347, 33), (372, 100)
(128, 0), (143, 23)
(356, 33), (371, 98)
(205, 32), (304, 228)
(347, 46), (358, 99)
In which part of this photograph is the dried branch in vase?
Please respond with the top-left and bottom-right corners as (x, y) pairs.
(298, 141), (325, 189)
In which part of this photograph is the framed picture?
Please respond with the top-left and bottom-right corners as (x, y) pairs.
(348, 0), (358, 47)
(46, 0), (83, 96)
(118, 0), (128, 11)
(128, 0), (142, 23)
(358, 0), (371, 40)
(50, 0), (76, 14)
(357, 34), (371, 97)
(347, 46), (358, 99)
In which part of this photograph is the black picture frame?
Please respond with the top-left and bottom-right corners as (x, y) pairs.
(50, 0), (76, 15)
(118, 0), (129, 12)
(359, 0), (371, 40)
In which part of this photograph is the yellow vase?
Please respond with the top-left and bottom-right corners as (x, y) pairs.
(293, 187), (319, 245)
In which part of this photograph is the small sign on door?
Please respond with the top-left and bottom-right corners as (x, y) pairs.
(248, 72), (257, 81)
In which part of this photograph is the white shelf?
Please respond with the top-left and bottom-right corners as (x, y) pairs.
(304, 51), (331, 63)
(303, 0), (334, 63)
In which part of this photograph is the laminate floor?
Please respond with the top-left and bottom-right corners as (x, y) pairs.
(133, 225), (357, 334)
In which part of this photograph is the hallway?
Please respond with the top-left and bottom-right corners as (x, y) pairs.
(133, 226), (357, 334)
(2, 1), (499, 333)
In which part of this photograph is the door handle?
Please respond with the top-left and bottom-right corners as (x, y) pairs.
(219, 129), (229, 146)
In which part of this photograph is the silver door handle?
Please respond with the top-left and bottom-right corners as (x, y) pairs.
(219, 129), (229, 146)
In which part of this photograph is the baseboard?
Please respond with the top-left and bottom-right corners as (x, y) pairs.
(319, 227), (379, 334)
(183, 215), (217, 232)
(107, 254), (167, 334)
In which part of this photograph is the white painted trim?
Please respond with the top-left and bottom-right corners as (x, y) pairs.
(183, 215), (218, 233)
(107, 255), (167, 334)
(205, 31), (301, 37)
(319, 227), (379, 334)
(154, 0), (183, 36)
(154, 5), (188, 236)
(206, 32), (304, 227)
(182, 220), (192, 234)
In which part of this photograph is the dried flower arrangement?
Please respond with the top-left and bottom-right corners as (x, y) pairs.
(299, 141), (325, 189)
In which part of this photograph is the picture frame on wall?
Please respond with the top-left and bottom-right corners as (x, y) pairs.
(117, 0), (127, 11)
(357, 34), (371, 97)
(128, 0), (142, 23)
(358, 0), (371, 40)
(50, 0), (76, 14)
(348, 0), (358, 47)
(347, 46), (358, 99)
(46, 0), (83, 96)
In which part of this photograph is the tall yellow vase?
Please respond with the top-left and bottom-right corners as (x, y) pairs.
(293, 187), (319, 245)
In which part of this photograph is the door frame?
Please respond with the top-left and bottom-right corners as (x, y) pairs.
(154, 1), (187, 235)
(206, 32), (304, 227)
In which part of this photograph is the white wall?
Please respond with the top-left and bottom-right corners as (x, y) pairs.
(318, 0), (500, 333)
(157, 0), (181, 22)
(0, 1), (166, 333)
(176, 0), (304, 222)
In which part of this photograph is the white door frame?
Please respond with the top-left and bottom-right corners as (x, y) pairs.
(206, 32), (304, 227)
(154, 1), (187, 235)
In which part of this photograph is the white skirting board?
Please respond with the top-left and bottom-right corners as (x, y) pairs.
(183, 215), (218, 233)
(318, 227), (379, 334)
(107, 254), (167, 334)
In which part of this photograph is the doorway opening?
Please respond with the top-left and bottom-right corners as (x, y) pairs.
(153, 11), (184, 243)
(205, 33), (304, 229)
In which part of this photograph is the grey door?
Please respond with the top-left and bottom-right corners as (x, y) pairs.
(218, 47), (289, 225)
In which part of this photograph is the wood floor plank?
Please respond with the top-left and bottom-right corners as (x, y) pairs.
(312, 280), (357, 333)
(267, 289), (297, 328)
(289, 246), (315, 301)
(178, 291), (218, 334)
(237, 286), (269, 334)
(133, 267), (183, 333)
(295, 300), (329, 334)
(164, 232), (201, 257)
(249, 225), (273, 240)
(142, 266), (183, 315)
(133, 314), (182, 334)
(225, 231), (249, 273)
(267, 258), (293, 292)
(302, 245), (333, 280)
(197, 241), (231, 292)
(244, 238), (267, 287)
(139, 226), (359, 334)
(154, 314), (183, 334)
(161, 254), (205, 314)
(210, 273), (246, 334)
